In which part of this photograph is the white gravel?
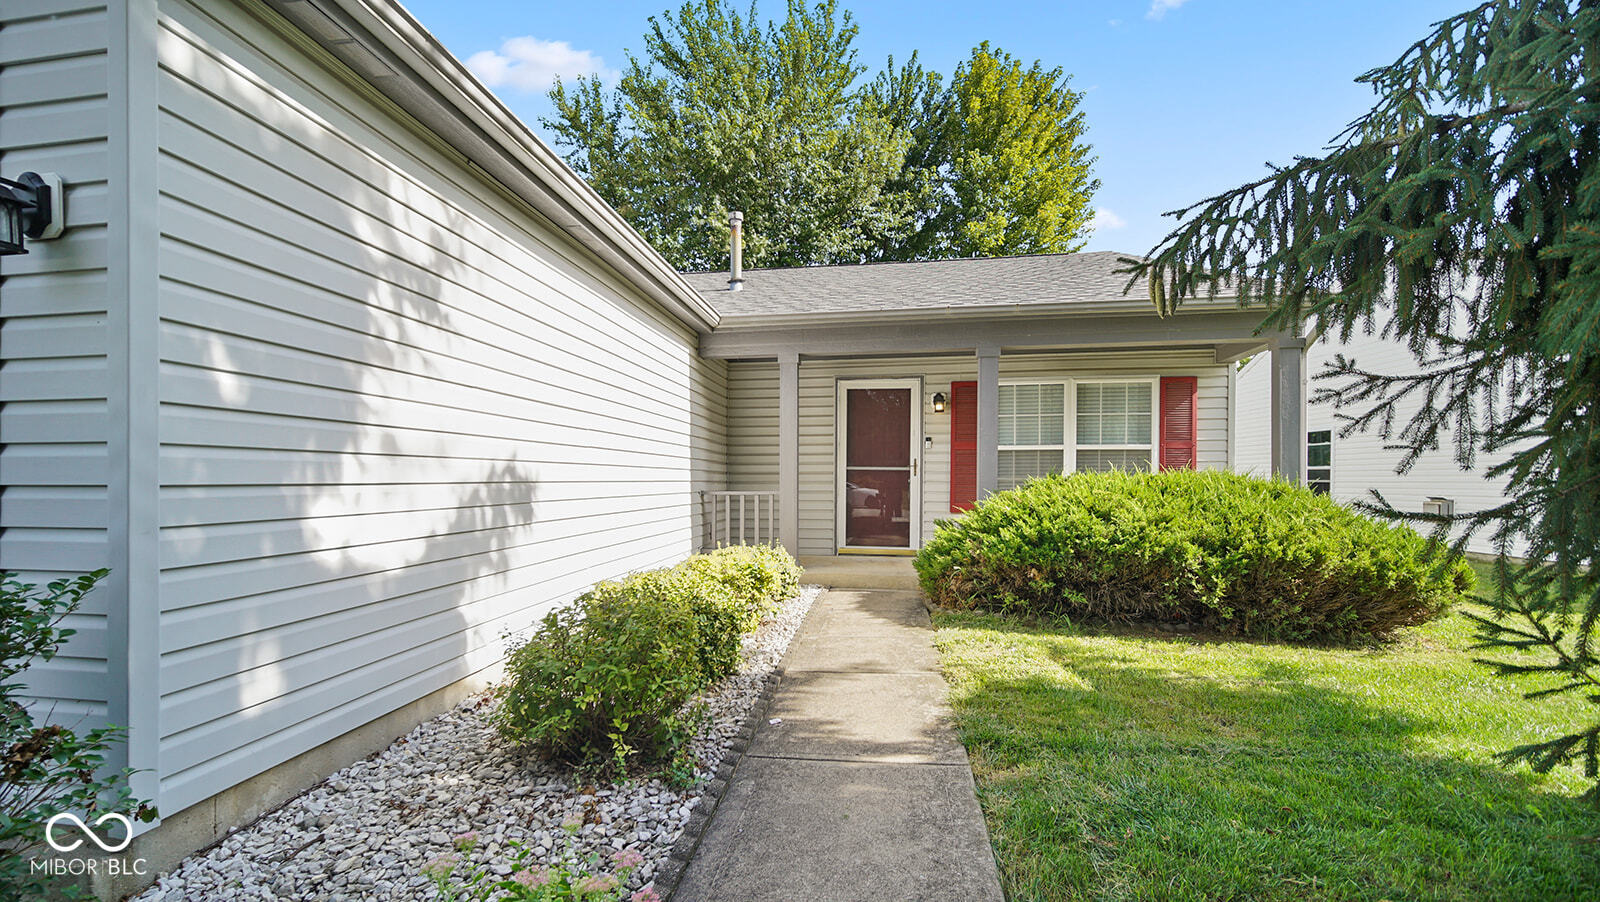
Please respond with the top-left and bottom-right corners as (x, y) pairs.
(136, 585), (823, 901)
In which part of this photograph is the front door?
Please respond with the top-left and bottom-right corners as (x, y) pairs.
(837, 379), (922, 552)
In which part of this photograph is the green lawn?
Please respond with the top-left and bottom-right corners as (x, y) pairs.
(933, 586), (1599, 901)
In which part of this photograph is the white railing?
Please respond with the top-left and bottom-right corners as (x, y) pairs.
(706, 490), (778, 548)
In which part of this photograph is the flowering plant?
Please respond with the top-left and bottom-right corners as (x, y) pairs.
(419, 821), (658, 901)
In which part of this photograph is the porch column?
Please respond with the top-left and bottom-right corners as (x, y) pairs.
(1270, 339), (1305, 482)
(976, 344), (1000, 498)
(777, 351), (800, 554)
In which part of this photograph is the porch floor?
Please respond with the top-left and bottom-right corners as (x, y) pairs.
(797, 554), (920, 591)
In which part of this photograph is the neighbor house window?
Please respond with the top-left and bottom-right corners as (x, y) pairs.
(997, 383), (1065, 490)
(1074, 380), (1156, 472)
(1307, 430), (1332, 494)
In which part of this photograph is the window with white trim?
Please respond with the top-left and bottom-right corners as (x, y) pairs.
(1074, 380), (1156, 472)
(995, 380), (1160, 487)
(997, 383), (1065, 490)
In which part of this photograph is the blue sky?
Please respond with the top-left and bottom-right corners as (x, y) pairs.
(398, 0), (1467, 256)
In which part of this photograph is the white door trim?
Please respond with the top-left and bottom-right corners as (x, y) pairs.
(835, 377), (923, 553)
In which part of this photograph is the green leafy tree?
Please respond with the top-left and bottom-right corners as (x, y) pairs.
(545, 5), (1099, 268)
(870, 43), (1099, 260)
(1125, 1), (1600, 798)
(545, 0), (911, 270)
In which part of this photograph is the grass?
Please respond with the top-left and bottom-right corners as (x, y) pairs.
(933, 569), (1599, 901)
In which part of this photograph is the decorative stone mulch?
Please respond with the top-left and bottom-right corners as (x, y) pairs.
(136, 585), (823, 901)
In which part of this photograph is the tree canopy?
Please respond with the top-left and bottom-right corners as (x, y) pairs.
(1125, 0), (1600, 798)
(543, 1), (1098, 270)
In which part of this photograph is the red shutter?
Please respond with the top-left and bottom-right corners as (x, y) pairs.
(949, 380), (978, 511)
(1159, 377), (1198, 470)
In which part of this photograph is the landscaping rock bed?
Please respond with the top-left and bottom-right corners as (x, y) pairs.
(136, 585), (822, 901)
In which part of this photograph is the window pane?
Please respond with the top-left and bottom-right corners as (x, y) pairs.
(1102, 415), (1127, 444)
(1128, 383), (1153, 413)
(1076, 449), (1152, 473)
(998, 449), (1064, 491)
(998, 417), (1016, 445)
(1041, 414), (1065, 445)
(1015, 383), (1040, 414)
(1308, 430), (1332, 444)
(1042, 383), (1065, 409)
(1127, 413), (1152, 443)
(1077, 383), (1100, 410)
(1016, 417), (1039, 445)
(999, 385), (1016, 415)
(1308, 445), (1331, 467)
(1077, 415), (1101, 444)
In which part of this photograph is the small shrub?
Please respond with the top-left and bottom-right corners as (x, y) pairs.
(495, 548), (803, 775)
(915, 470), (1471, 642)
(680, 545), (801, 630)
(2, 570), (157, 899)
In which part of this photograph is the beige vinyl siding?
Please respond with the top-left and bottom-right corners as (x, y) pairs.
(724, 350), (1228, 556)
(152, 0), (724, 815)
(0, 0), (114, 730)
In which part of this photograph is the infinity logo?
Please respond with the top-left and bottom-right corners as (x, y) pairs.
(44, 812), (133, 854)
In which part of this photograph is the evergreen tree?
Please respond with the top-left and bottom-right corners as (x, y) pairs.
(1126, 0), (1600, 798)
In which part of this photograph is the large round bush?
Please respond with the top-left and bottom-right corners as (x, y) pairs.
(914, 470), (1471, 641)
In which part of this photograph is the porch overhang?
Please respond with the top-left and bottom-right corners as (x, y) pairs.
(698, 307), (1280, 360)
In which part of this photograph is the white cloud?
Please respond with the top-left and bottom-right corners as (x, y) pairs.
(466, 37), (616, 93)
(1146, 0), (1192, 20)
(1089, 208), (1127, 232)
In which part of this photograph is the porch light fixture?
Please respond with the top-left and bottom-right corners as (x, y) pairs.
(931, 391), (948, 413)
(0, 172), (64, 256)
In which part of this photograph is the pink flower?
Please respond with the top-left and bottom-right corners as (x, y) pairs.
(574, 873), (619, 894)
(420, 853), (458, 878)
(631, 889), (663, 902)
(512, 867), (552, 887)
(453, 830), (479, 849)
(611, 848), (645, 869)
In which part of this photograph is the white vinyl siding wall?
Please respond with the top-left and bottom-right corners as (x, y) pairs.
(1235, 332), (1525, 557)
(151, 0), (725, 814)
(725, 350), (1227, 556)
(0, 0), (115, 731)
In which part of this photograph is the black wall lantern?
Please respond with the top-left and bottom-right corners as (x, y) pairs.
(931, 391), (948, 414)
(0, 172), (64, 256)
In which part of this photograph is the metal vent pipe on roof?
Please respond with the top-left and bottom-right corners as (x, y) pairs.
(728, 210), (744, 291)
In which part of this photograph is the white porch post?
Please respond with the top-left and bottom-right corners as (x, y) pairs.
(777, 351), (800, 554)
(977, 344), (1000, 498)
(1270, 339), (1305, 482)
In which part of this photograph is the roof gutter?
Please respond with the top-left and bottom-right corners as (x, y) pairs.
(269, 0), (720, 333)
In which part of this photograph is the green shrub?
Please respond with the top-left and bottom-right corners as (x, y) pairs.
(495, 548), (803, 774)
(2, 570), (156, 899)
(915, 470), (1471, 642)
(680, 544), (801, 630)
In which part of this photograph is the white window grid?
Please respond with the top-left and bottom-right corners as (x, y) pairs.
(997, 377), (1162, 476)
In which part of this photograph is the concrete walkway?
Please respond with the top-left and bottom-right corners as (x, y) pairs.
(673, 588), (1005, 902)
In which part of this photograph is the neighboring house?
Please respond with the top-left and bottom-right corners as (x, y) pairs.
(1235, 329), (1525, 557)
(0, 0), (1304, 892)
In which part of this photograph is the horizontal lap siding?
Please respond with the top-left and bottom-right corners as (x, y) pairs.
(0, 0), (114, 730)
(724, 350), (1229, 556)
(153, 1), (724, 813)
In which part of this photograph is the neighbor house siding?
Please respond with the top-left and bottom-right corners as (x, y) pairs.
(724, 350), (1228, 556)
(1236, 332), (1524, 557)
(151, 0), (724, 814)
(0, 0), (115, 732)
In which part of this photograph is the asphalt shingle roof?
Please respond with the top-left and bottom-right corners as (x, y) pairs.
(681, 251), (1154, 318)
